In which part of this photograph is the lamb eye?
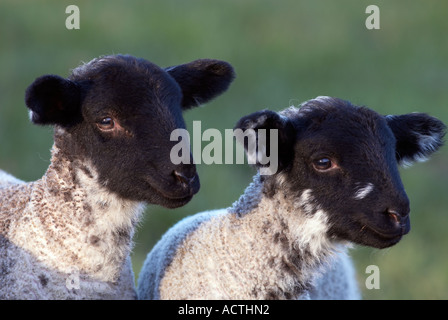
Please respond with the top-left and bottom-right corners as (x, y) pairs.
(97, 117), (115, 131)
(313, 158), (333, 171)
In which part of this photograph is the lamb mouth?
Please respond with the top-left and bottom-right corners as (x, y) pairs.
(160, 194), (194, 208)
(145, 181), (197, 207)
(154, 188), (194, 208)
(362, 224), (404, 247)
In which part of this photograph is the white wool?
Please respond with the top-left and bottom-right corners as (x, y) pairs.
(353, 183), (375, 200)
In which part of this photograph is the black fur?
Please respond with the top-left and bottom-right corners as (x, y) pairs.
(386, 113), (446, 165)
(166, 59), (235, 110)
(235, 110), (296, 172)
(235, 97), (446, 249)
(25, 55), (235, 208)
(25, 75), (82, 126)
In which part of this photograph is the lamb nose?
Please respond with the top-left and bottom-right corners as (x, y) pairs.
(386, 207), (409, 223)
(387, 209), (401, 224)
(173, 170), (195, 185)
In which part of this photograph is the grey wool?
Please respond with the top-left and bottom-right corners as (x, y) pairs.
(138, 175), (360, 299)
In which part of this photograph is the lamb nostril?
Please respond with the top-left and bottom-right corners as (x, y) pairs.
(386, 209), (404, 224)
(173, 171), (194, 185)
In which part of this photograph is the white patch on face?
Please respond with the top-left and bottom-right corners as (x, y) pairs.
(299, 189), (317, 215)
(353, 183), (375, 200)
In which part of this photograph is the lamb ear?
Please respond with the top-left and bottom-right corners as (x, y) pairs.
(25, 75), (82, 127)
(234, 110), (296, 174)
(166, 59), (235, 110)
(386, 113), (446, 166)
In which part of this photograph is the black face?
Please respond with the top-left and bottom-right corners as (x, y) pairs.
(236, 97), (446, 249)
(25, 55), (235, 208)
(288, 100), (411, 248)
(67, 62), (197, 208)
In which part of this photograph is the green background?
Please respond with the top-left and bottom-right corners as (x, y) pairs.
(1, 0), (447, 299)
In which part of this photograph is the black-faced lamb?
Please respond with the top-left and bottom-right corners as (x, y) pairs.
(0, 54), (235, 299)
(137, 96), (446, 299)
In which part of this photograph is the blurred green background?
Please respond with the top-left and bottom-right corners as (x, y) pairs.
(0, 0), (447, 299)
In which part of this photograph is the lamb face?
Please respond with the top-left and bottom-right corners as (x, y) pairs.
(236, 96), (445, 249)
(0, 55), (235, 299)
(285, 99), (410, 249)
(25, 55), (235, 208)
(137, 96), (444, 300)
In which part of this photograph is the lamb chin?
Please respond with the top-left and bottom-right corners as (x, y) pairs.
(158, 194), (194, 209)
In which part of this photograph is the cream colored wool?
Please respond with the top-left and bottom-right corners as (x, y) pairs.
(0, 145), (143, 299)
(137, 175), (360, 300)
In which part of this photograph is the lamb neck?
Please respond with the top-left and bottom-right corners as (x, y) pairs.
(161, 175), (341, 299)
(2, 145), (144, 283)
(230, 178), (339, 298)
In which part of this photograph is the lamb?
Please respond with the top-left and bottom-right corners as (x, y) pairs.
(0, 54), (235, 299)
(137, 96), (446, 300)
